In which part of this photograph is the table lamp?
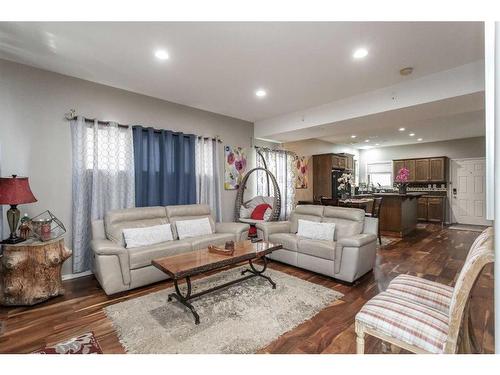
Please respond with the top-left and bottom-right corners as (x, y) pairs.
(0, 175), (37, 244)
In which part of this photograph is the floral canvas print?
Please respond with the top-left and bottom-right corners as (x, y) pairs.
(294, 156), (309, 189)
(224, 146), (248, 190)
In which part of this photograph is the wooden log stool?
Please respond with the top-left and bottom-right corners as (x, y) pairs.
(0, 237), (71, 306)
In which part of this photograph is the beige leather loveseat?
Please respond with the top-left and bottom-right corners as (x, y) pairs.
(91, 204), (249, 295)
(256, 205), (378, 283)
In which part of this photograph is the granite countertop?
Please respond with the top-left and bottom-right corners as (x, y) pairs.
(371, 192), (425, 198)
(354, 192), (425, 198)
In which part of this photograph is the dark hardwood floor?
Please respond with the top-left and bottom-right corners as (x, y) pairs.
(0, 224), (494, 354)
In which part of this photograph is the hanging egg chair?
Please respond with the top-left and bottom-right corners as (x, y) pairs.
(234, 166), (282, 223)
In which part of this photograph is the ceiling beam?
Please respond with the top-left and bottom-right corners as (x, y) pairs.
(254, 61), (485, 140)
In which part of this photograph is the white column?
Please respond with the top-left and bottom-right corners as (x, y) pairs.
(485, 22), (495, 221)
(493, 21), (500, 354)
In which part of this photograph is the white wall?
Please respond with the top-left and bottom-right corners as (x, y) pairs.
(358, 137), (486, 182)
(283, 139), (359, 202)
(0, 59), (253, 276)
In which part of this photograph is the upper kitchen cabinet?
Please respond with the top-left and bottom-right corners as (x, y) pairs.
(415, 159), (430, 182)
(393, 160), (406, 179)
(429, 158), (447, 182)
(393, 159), (416, 182)
(393, 157), (448, 183)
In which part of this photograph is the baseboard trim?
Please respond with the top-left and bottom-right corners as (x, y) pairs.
(62, 270), (93, 281)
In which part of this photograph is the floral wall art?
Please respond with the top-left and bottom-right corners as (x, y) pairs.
(294, 156), (309, 189)
(224, 146), (248, 190)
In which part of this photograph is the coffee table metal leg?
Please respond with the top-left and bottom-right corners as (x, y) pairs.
(241, 257), (276, 289)
(168, 276), (200, 325)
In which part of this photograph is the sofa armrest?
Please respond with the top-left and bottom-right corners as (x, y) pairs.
(91, 239), (125, 255)
(215, 222), (250, 241)
(91, 239), (131, 285)
(91, 220), (106, 241)
(363, 217), (378, 236)
(255, 221), (291, 241)
(338, 233), (377, 248)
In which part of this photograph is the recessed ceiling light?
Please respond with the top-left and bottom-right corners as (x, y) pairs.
(255, 89), (267, 97)
(364, 139), (370, 143)
(417, 138), (423, 142)
(154, 49), (169, 60)
(398, 127), (406, 131)
(353, 48), (368, 59)
(351, 135), (357, 138)
(409, 133), (415, 137)
(375, 143), (380, 146)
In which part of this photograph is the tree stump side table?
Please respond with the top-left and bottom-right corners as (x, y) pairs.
(0, 237), (72, 306)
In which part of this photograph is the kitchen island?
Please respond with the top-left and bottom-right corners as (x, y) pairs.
(373, 192), (425, 238)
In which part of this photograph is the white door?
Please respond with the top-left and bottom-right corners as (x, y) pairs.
(450, 158), (491, 226)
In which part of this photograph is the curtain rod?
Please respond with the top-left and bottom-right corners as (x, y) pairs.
(64, 110), (223, 143)
(254, 145), (297, 156)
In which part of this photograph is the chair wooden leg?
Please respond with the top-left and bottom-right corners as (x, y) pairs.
(355, 322), (365, 354)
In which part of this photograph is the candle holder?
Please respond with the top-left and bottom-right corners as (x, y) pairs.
(28, 210), (66, 242)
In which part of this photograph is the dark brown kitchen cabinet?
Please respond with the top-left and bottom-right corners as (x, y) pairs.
(427, 197), (445, 222)
(415, 159), (430, 182)
(417, 197), (428, 221)
(417, 196), (445, 223)
(429, 158), (446, 182)
(313, 153), (354, 200)
(337, 156), (347, 170)
(393, 157), (448, 183)
(345, 154), (354, 170)
(393, 160), (405, 179)
(313, 154), (333, 200)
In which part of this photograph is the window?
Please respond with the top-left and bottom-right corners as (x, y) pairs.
(366, 161), (393, 188)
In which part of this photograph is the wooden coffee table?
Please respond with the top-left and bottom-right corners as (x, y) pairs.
(152, 240), (282, 324)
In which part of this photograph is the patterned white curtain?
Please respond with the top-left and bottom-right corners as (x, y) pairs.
(256, 148), (296, 220)
(195, 138), (222, 221)
(71, 117), (135, 273)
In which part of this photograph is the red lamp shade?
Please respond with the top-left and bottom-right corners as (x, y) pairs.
(0, 175), (37, 205)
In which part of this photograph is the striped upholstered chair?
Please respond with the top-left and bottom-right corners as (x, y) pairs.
(355, 227), (494, 354)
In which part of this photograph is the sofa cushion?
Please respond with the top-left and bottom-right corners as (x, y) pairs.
(269, 233), (299, 251)
(321, 206), (364, 240)
(166, 204), (215, 239)
(104, 206), (169, 246)
(297, 238), (336, 260)
(188, 233), (236, 250)
(356, 291), (449, 354)
(128, 240), (192, 270)
(289, 205), (324, 233)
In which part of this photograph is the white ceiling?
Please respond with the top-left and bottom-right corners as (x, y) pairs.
(0, 22), (484, 123)
(271, 92), (485, 148)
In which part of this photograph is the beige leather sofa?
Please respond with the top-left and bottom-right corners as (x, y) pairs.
(256, 205), (378, 283)
(91, 204), (249, 295)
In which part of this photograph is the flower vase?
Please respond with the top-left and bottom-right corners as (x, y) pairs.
(398, 185), (407, 195)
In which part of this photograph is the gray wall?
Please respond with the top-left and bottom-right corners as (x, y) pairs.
(0, 59), (253, 276)
(358, 137), (486, 182)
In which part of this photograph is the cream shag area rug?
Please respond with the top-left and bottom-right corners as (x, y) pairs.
(105, 266), (343, 354)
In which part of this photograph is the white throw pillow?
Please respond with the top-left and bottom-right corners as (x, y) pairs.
(123, 223), (173, 249)
(175, 217), (213, 240)
(240, 205), (253, 219)
(297, 219), (335, 241)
